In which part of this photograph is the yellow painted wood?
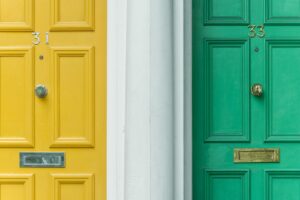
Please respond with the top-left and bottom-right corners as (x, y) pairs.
(0, 0), (34, 31)
(52, 174), (94, 200)
(0, 47), (34, 147)
(0, 0), (106, 199)
(0, 174), (34, 200)
(50, 47), (95, 148)
(50, 0), (95, 31)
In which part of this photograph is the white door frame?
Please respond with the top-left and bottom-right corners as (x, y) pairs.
(173, 0), (192, 199)
(107, 0), (192, 199)
(107, 0), (127, 199)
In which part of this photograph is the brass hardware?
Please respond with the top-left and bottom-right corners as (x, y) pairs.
(257, 25), (265, 38)
(46, 32), (49, 45)
(248, 24), (266, 38)
(234, 148), (280, 163)
(251, 83), (263, 96)
(32, 32), (41, 45)
(35, 84), (48, 98)
(248, 25), (256, 38)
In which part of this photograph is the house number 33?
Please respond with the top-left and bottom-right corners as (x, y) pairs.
(248, 25), (265, 38)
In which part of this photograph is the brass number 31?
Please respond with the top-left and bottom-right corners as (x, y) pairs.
(248, 25), (265, 38)
(32, 32), (41, 45)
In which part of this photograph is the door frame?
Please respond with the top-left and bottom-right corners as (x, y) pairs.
(173, 0), (193, 199)
(107, 0), (192, 199)
(107, 0), (127, 199)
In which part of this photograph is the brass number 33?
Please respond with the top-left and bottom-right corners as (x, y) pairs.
(248, 25), (265, 38)
(257, 25), (265, 38)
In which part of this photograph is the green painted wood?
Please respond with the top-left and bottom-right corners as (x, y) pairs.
(204, 39), (250, 142)
(193, 0), (300, 199)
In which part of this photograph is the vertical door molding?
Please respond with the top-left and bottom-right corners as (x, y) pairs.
(107, 0), (127, 199)
(173, 0), (185, 199)
(174, 0), (192, 200)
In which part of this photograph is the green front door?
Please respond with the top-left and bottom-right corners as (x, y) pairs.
(193, 0), (300, 199)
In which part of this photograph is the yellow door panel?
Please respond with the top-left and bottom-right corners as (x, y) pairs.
(0, 174), (34, 200)
(0, 0), (33, 31)
(0, 0), (106, 199)
(52, 174), (94, 200)
(50, 0), (95, 31)
(51, 47), (95, 147)
(0, 48), (34, 147)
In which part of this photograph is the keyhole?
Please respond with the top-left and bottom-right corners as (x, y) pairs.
(39, 55), (44, 60)
(254, 47), (259, 52)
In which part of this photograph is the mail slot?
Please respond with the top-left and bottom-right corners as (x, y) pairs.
(20, 152), (65, 168)
(234, 148), (280, 163)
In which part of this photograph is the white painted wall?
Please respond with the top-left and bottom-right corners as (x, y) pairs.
(107, 0), (192, 199)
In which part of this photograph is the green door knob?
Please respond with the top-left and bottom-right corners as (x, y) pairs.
(35, 84), (48, 98)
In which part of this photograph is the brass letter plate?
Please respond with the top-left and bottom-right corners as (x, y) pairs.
(20, 152), (65, 168)
(234, 148), (280, 163)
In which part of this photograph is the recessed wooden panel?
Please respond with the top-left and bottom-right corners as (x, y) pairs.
(266, 40), (300, 142)
(52, 174), (94, 200)
(50, 0), (95, 31)
(204, 40), (250, 142)
(205, 170), (249, 200)
(204, 0), (249, 25)
(0, 174), (33, 200)
(265, 0), (300, 24)
(266, 171), (300, 200)
(0, 0), (33, 31)
(0, 48), (34, 147)
(50, 47), (95, 147)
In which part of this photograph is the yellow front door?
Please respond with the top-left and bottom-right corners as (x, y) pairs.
(0, 0), (106, 199)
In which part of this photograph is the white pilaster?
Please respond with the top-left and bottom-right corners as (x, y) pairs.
(150, 0), (174, 199)
(107, 0), (191, 199)
(125, 0), (151, 199)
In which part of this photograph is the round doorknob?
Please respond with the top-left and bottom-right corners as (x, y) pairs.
(251, 83), (263, 96)
(35, 84), (48, 98)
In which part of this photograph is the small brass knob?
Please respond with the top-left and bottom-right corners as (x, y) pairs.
(35, 84), (48, 98)
(251, 83), (263, 96)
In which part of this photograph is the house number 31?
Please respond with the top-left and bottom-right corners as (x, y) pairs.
(32, 32), (49, 45)
(248, 25), (265, 38)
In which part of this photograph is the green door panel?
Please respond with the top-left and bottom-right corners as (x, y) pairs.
(193, 0), (300, 199)
(205, 170), (250, 200)
(204, 39), (250, 142)
(266, 41), (300, 141)
(204, 0), (250, 24)
(266, 0), (300, 24)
